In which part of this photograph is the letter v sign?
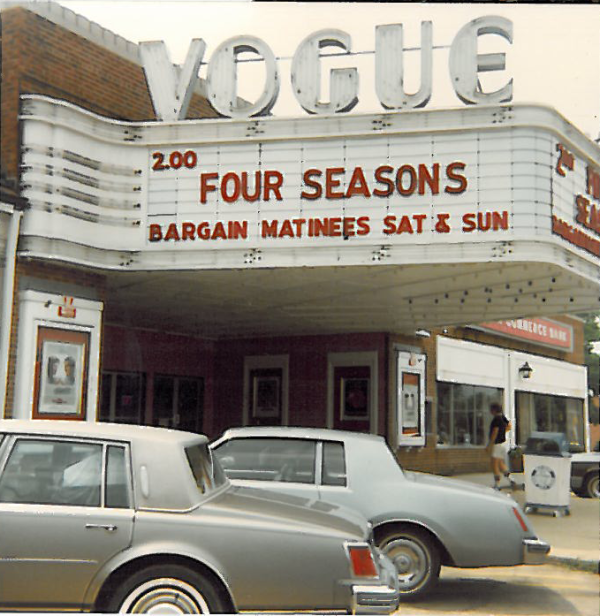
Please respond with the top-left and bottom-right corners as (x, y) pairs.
(140, 39), (207, 121)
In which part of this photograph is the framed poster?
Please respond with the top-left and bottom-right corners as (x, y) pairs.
(33, 326), (90, 419)
(340, 377), (370, 421)
(401, 372), (420, 434)
(396, 350), (426, 446)
(251, 369), (282, 419)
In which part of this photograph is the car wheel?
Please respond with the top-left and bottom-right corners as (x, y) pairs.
(107, 564), (228, 614)
(378, 527), (441, 599)
(583, 473), (600, 499)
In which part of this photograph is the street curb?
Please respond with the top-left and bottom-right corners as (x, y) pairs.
(548, 555), (600, 574)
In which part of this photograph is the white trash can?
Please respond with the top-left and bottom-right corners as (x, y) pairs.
(523, 432), (572, 517)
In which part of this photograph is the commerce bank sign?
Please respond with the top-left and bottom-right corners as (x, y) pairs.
(141, 15), (513, 121)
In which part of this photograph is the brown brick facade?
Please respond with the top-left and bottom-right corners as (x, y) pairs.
(1, 7), (217, 184)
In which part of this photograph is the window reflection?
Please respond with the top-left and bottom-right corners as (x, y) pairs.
(515, 392), (585, 452)
(437, 382), (503, 447)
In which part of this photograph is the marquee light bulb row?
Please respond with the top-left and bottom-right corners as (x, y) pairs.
(140, 16), (513, 121)
(403, 274), (586, 308)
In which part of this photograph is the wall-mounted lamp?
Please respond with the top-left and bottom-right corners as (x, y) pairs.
(519, 362), (533, 379)
(414, 329), (431, 338)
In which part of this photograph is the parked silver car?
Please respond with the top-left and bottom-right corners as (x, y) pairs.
(212, 427), (551, 599)
(0, 420), (400, 614)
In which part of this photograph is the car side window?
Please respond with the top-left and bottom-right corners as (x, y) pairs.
(215, 438), (316, 484)
(321, 441), (347, 487)
(105, 445), (131, 508)
(0, 438), (103, 506)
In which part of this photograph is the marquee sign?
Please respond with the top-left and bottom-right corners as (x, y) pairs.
(552, 142), (600, 259)
(145, 128), (512, 249)
(17, 96), (600, 294)
(141, 15), (513, 121)
(475, 318), (574, 352)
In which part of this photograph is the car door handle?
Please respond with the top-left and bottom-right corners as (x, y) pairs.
(85, 523), (117, 532)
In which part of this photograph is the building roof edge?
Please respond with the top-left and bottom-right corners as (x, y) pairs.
(2, 1), (141, 64)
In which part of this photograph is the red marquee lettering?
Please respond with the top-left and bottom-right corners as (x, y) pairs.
(221, 172), (241, 203)
(587, 165), (600, 200)
(182, 222), (196, 240)
(149, 224), (163, 241)
(345, 167), (371, 198)
(164, 223), (180, 241)
(325, 168), (345, 199)
(200, 172), (219, 203)
(263, 170), (283, 201)
(301, 169), (323, 200)
(445, 162), (468, 194)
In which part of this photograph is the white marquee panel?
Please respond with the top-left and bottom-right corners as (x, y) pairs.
(17, 96), (600, 282)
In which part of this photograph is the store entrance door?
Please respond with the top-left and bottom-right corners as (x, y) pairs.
(153, 375), (204, 433)
(332, 365), (371, 432)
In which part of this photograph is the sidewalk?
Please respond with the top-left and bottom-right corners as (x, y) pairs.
(455, 472), (600, 573)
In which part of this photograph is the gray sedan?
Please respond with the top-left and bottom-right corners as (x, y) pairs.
(212, 427), (551, 599)
(0, 420), (399, 614)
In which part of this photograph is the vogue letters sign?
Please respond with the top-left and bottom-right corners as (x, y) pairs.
(141, 15), (513, 121)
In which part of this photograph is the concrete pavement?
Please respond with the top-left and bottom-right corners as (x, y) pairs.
(455, 472), (600, 573)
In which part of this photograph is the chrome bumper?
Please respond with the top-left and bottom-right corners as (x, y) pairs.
(523, 537), (551, 564)
(351, 552), (400, 615)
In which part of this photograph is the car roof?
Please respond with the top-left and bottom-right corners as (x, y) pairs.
(0, 419), (207, 446)
(216, 426), (385, 443)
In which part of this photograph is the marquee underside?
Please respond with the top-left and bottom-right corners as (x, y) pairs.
(99, 259), (598, 339)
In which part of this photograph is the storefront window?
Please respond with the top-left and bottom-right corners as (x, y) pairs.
(100, 372), (146, 425)
(515, 392), (585, 452)
(437, 382), (503, 447)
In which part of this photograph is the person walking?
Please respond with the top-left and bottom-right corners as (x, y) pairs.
(487, 402), (515, 490)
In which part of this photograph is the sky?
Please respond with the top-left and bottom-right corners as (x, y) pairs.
(53, 1), (600, 139)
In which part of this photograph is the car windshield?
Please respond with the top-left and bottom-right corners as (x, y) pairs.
(185, 443), (227, 494)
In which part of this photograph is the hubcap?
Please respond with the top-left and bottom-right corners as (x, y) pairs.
(591, 477), (600, 498)
(120, 578), (211, 614)
(382, 538), (429, 591)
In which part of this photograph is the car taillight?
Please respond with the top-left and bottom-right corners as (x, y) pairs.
(513, 507), (528, 532)
(347, 544), (378, 578)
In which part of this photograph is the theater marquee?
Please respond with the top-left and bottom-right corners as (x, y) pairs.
(19, 96), (600, 275)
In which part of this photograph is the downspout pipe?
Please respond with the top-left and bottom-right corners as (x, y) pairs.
(0, 205), (23, 419)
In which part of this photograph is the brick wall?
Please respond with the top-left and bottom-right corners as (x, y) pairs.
(1, 7), (217, 183)
(213, 333), (388, 439)
(102, 324), (216, 430)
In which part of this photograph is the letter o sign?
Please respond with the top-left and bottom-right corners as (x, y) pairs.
(206, 36), (280, 118)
